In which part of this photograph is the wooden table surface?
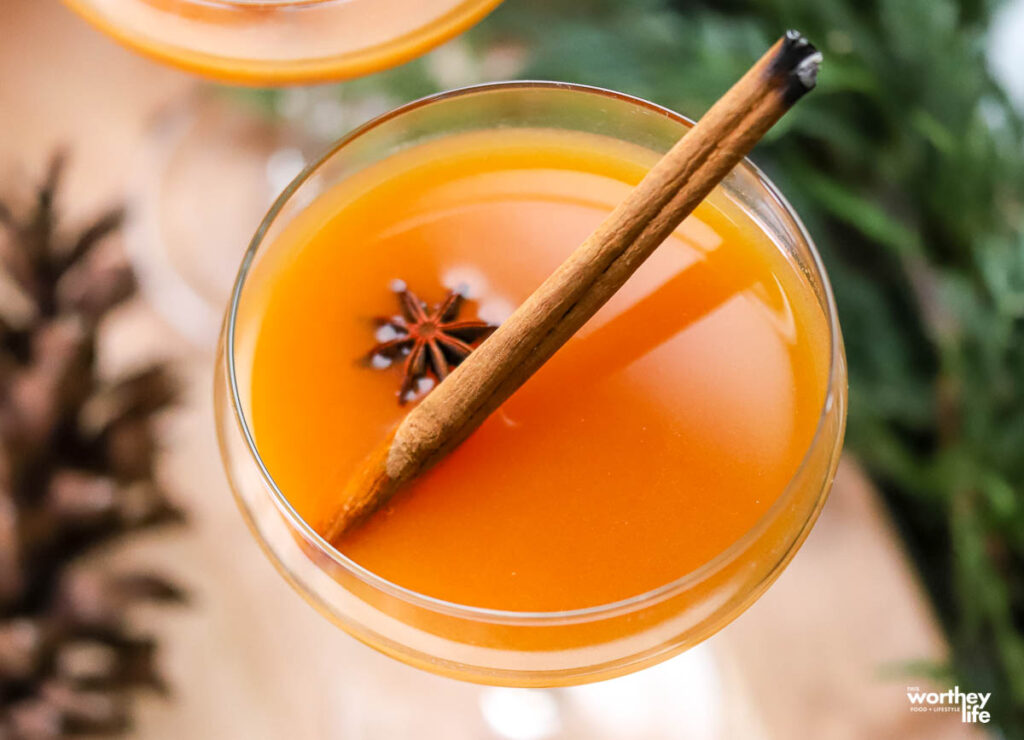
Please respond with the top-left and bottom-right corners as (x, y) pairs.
(0, 3), (982, 738)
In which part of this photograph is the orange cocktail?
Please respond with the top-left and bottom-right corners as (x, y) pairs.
(251, 129), (829, 611)
(217, 84), (846, 685)
(64, 0), (504, 84)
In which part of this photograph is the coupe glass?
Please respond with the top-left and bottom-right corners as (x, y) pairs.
(215, 82), (848, 687)
(62, 0), (505, 84)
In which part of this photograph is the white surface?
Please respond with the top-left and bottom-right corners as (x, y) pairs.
(990, 0), (1024, 112)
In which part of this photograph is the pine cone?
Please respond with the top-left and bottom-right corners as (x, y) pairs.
(0, 154), (184, 738)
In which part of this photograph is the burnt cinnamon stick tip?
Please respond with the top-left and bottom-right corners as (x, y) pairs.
(768, 30), (822, 104)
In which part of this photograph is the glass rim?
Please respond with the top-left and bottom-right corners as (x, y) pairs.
(224, 80), (846, 625)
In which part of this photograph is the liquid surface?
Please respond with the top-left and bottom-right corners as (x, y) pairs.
(249, 130), (830, 611)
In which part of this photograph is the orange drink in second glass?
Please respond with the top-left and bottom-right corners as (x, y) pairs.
(63, 0), (504, 84)
(217, 84), (847, 685)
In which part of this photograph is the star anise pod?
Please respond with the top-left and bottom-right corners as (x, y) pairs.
(368, 284), (496, 404)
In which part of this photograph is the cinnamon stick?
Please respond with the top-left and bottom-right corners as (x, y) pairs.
(322, 31), (822, 543)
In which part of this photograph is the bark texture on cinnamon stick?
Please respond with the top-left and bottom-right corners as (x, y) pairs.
(322, 31), (822, 544)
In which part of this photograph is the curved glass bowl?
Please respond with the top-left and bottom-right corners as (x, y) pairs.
(215, 82), (848, 687)
(62, 0), (504, 84)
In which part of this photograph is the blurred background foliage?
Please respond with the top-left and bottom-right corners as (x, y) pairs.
(242, 0), (1024, 733)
